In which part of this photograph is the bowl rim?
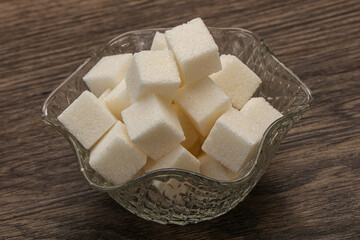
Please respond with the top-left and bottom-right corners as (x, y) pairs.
(41, 27), (313, 191)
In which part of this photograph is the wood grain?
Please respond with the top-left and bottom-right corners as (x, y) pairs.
(1, 0), (359, 239)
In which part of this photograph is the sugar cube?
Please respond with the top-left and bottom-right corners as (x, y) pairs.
(144, 145), (200, 173)
(151, 32), (168, 50)
(240, 97), (283, 133)
(144, 146), (199, 204)
(104, 80), (131, 120)
(165, 18), (221, 83)
(202, 108), (263, 173)
(122, 94), (185, 159)
(175, 77), (231, 137)
(198, 153), (239, 181)
(89, 121), (147, 185)
(154, 179), (187, 205)
(98, 88), (111, 102)
(171, 103), (199, 149)
(57, 91), (117, 149)
(125, 50), (181, 104)
(209, 54), (262, 109)
(83, 54), (132, 97)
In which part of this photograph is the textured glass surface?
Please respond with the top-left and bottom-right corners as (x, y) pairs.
(42, 28), (313, 225)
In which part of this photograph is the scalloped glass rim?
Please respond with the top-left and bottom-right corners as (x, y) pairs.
(41, 27), (313, 192)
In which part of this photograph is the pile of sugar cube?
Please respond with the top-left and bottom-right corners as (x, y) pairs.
(58, 18), (283, 185)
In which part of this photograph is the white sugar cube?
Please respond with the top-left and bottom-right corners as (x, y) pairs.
(202, 108), (263, 173)
(210, 54), (262, 109)
(144, 145), (200, 173)
(240, 97), (283, 133)
(122, 94), (185, 159)
(175, 77), (231, 137)
(83, 54), (132, 97)
(104, 81), (131, 120)
(198, 153), (239, 181)
(165, 18), (221, 83)
(89, 121), (147, 185)
(151, 32), (168, 50)
(57, 91), (117, 149)
(125, 50), (181, 103)
(98, 88), (111, 102)
(171, 103), (199, 149)
(144, 146), (200, 205)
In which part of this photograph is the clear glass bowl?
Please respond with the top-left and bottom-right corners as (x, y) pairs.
(41, 27), (313, 225)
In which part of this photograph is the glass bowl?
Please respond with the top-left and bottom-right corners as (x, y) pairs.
(41, 27), (313, 225)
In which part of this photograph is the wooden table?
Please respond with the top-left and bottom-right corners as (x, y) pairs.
(1, 0), (359, 239)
